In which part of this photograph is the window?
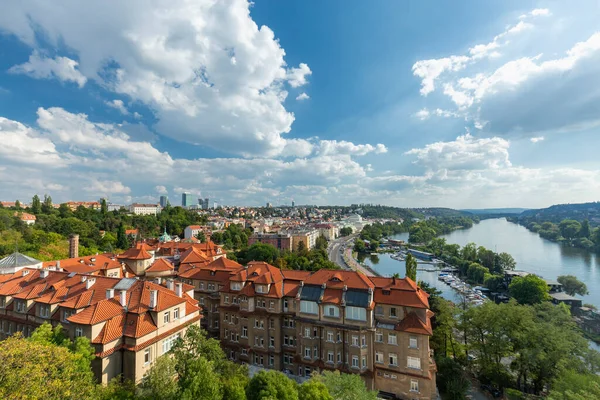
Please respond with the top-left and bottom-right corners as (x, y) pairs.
(173, 308), (180, 320)
(388, 333), (397, 345)
(269, 355), (274, 366)
(75, 327), (83, 337)
(327, 331), (334, 342)
(241, 348), (247, 355)
(304, 347), (311, 359)
(270, 336), (275, 347)
(324, 305), (339, 317)
(327, 351), (334, 363)
(362, 356), (367, 368)
(255, 285), (266, 294)
(375, 352), (383, 364)
(39, 304), (50, 318)
(375, 305), (383, 315)
(300, 300), (318, 314)
(407, 356), (421, 370)
(164, 311), (170, 324)
(16, 301), (25, 313)
(352, 335), (359, 347)
(231, 282), (242, 290)
(345, 306), (366, 321)
(233, 297), (238, 304)
(337, 352), (342, 363)
(224, 295), (229, 304)
(352, 356), (359, 368)
(409, 335), (418, 349)
(389, 353), (398, 366)
(199, 297), (205, 305)
(313, 346), (318, 358)
(313, 327), (318, 338)
(269, 301), (274, 309)
(410, 380), (419, 393)
(361, 335), (366, 347)
(144, 348), (152, 365)
(270, 319), (275, 329)
(0, 297), (5, 308)
(200, 282), (205, 290)
(390, 307), (397, 318)
(375, 331), (383, 342)
(242, 326), (248, 337)
(162, 334), (179, 354)
(305, 327), (311, 338)
(337, 332), (341, 342)
(283, 299), (289, 309)
(208, 283), (215, 291)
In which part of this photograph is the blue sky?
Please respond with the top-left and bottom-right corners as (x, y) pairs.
(0, 1), (599, 208)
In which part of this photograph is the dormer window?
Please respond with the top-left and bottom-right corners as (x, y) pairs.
(210, 271), (216, 276)
(382, 290), (391, 295)
(16, 301), (25, 313)
(231, 282), (242, 291)
(330, 277), (341, 282)
(255, 285), (266, 294)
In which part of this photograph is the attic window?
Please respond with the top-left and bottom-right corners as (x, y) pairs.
(251, 272), (258, 277)
(210, 271), (216, 276)
(330, 277), (341, 282)
(382, 290), (391, 295)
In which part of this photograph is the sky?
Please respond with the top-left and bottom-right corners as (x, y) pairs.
(0, 0), (599, 209)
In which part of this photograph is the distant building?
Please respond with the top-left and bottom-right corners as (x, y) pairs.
(288, 229), (319, 251)
(159, 195), (168, 208)
(184, 225), (211, 240)
(182, 192), (194, 207)
(65, 201), (101, 211)
(129, 203), (160, 216)
(202, 198), (210, 209)
(248, 233), (292, 251)
(107, 203), (123, 212)
(291, 200), (295, 207)
(0, 252), (43, 274)
(15, 212), (36, 225)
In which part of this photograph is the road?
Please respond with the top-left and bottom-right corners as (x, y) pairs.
(327, 234), (358, 269)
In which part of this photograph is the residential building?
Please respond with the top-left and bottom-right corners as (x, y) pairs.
(107, 203), (123, 212)
(159, 195), (168, 208)
(182, 192), (194, 207)
(15, 212), (36, 225)
(313, 224), (338, 240)
(248, 233), (293, 251)
(289, 229), (319, 251)
(184, 225), (211, 240)
(0, 269), (201, 384)
(43, 254), (123, 278)
(65, 201), (101, 211)
(0, 252), (43, 274)
(129, 203), (160, 216)
(213, 265), (436, 399)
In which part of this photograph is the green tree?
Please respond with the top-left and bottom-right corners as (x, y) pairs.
(461, 242), (478, 262)
(405, 253), (417, 281)
(139, 356), (180, 400)
(353, 239), (366, 253)
(559, 219), (581, 241)
(298, 379), (333, 400)
(31, 194), (42, 214)
(509, 275), (549, 305)
(237, 242), (279, 264)
(466, 262), (488, 284)
(0, 335), (96, 399)
(497, 252), (516, 272)
(246, 370), (298, 400)
(557, 275), (589, 296)
(436, 357), (470, 400)
(548, 370), (600, 400)
(42, 195), (54, 214)
(196, 231), (206, 243)
(100, 198), (108, 215)
(116, 223), (128, 249)
(314, 371), (377, 400)
(339, 227), (353, 236)
(14, 200), (21, 209)
(315, 235), (328, 251)
(580, 219), (591, 238)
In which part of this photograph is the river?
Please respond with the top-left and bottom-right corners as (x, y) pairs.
(359, 218), (600, 350)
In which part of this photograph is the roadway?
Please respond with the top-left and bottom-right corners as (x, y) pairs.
(327, 234), (358, 269)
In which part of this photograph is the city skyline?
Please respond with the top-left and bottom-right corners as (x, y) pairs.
(1, 1), (599, 208)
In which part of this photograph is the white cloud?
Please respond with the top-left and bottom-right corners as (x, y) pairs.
(0, 117), (65, 166)
(531, 8), (551, 17)
(415, 109), (430, 120)
(287, 63), (312, 88)
(155, 185), (168, 194)
(0, 1), (313, 157)
(105, 99), (129, 115)
(84, 180), (131, 195)
(8, 51), (87, 88)
(316, 140), (387, 156)
(296, 92), (310, 101)
(530, 136), (544, 143)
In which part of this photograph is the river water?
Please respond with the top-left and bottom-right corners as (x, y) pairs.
(362, 218), (600, 307)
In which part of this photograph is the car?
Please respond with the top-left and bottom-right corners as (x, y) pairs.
(480, 384), (502, 398)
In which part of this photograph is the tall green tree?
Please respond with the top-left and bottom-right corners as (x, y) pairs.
(559, 220), (581, 241)
(100, 198), (108, 215)
(246, 370), (298, 400)
(139, 356), (179, 400)
(31, 195), (42, 214)
(509, 275), (549, 305)
(42, 195), (54, 214)
(497, 252), (516, 272)
(298, 380), (332, 400)
(14, 200), (21, 209)
(196, 231), (206, 243)
(580, 219), (591, 238)
(405, 253), (417, 281)
(557, 275), (589, 296)
(116, 223), (128, 249)
(313, 371), (377, 400)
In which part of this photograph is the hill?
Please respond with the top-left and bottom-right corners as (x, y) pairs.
(461, 208), (529, 215)
(518, 202), (600, 226)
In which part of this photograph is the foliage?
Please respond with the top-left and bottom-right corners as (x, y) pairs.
(466, 262), (488, 284)
(298, 379), (333, 400)
(353, 238), (366, 253)
(509, 275), (549, 305)
(210, 224), (251, 250)
(405, 253), (417, 281)
(547, 370), (600, 400)
(0, 334), (97, 399)
(408, 215), (475, 243)
(246, 370), (298, 400)
(339, 227), (353, 236)
(237, 242), (279, 264)
(360, 222), (407, 241)
(557, 275), (589, 296)
(435, 356), (470, 400)
(312, 371), (378, 400)
(139, 356), (180, 400)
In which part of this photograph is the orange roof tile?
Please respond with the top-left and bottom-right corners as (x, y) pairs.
(304, 270), (374, 290)
(146, 258), (174, 273)
(396, 311), (433, 336)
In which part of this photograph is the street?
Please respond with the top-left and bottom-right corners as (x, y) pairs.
(327, 233), (358, 269)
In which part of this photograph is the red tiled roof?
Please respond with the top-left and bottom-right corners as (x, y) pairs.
(179, 247), (210, 265)
(146, 258), (174, 273)
(396, 311), (433, 336)
(304, 270), (375, 290)
(369, 276), (429, 309)
(206, 256), (242, 270)
(281, 270), (312, 281)
(118, 245), (153, 260)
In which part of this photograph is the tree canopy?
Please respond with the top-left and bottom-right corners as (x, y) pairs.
(509, 275), (549, 305)
(557, 275), (589, 296)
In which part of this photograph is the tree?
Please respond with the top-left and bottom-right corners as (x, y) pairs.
(339, 227), (353, 237)
(353, 239), (366, 253)
(0, 335), (96, 399)
(461, 242), (477, 262)
(14, 200), (21, 209)
(117, 223), (128, 249)
(557, 275), (589, 296)
(314, 371), (377, 400)
(580, 219), (591, 238)
(298, 379), (333, 400)
(100, 198), (108, 215)
(509, 275), (549, 305)
(139, 356), (180, 400)
(559, 220), (581, 241)
(436, 357), (470, 400)
(548, 370), (600, 400)
(497, 252), (516, 272)
(246, 370), (298, 400)
(42, 195), (54, 214)
(405, 253), (417, 281)
(466, 262), (488, 284)
(315, 235), (328, 251)
(196, 231), (206, 243)
(31, 194), (42, 214)
(237, 243), (279, 264)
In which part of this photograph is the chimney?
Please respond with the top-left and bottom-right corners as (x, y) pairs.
(85, 278), (96, 289)
(119, 290), (127, 308)
(56, 260), (61, 271)
(149, 290), (158, 309)
(166, 279), (174, 291)
(69, 234), (79, 258)
(40, 270), (49, 279)
(106, 289), (114, 299)
(175, 282), (183, 297)
(392, 276), (396, 285)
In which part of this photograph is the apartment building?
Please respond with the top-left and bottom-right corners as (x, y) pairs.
(214, 264), (436, 400)
(0, 269), (201, 384)
(288, 230), (319, 251)
(248, 233), (293, 251)
(178, 257), (244, 338)
(129, 203), (160, 216)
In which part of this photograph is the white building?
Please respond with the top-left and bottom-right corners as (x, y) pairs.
(129, 203), (160, 216)
(0, 252), (43, 274)
(184, 225), (203, 239)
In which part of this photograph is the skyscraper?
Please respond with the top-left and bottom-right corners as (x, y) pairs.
(159, 195), (168, 208)
(203, 198), (209, 209)
(182, 192), (193, 207)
